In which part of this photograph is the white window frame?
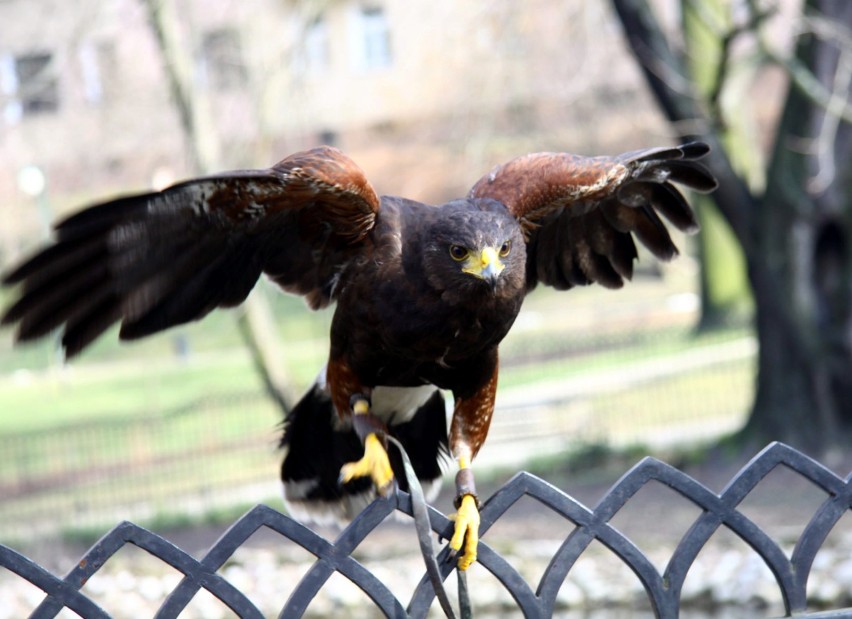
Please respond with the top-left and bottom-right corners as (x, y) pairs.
(348, 5), (392, 72)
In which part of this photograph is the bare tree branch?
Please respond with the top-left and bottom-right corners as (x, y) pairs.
(616, 0), (852, 450)
(611, 0), (758, 247)
(750, 1), (852, 125)
(808, 47), (852, 193)
(703, 3), (775, 126)
(801, 12), (852, 54)
(762, 51), (852, 125)
(141, 0), (294, 413)
(142, 0), (204, 172)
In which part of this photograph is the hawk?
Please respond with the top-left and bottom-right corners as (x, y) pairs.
(1, 143), (716, 569)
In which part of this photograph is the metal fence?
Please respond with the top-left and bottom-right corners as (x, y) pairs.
(1, 442), (850, 618)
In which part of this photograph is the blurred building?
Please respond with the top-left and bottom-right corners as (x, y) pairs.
(0, 0), (668, 264)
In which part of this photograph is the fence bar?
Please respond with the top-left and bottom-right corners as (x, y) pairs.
(1, 442), (849, 618)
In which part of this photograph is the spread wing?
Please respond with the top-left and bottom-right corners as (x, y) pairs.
(1, 146), (379, 357)
(469, 142), (717, 291)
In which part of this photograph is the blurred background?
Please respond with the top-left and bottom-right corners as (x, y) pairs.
(0, 2), (849, 609)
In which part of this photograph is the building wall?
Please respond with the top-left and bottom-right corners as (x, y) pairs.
(0, 0), (671, 263)
(0, 0), (188, 258)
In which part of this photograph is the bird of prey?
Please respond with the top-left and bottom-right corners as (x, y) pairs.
(1, 143), (716, 569)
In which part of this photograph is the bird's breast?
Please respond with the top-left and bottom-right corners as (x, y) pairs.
(370, 384), (440, 424)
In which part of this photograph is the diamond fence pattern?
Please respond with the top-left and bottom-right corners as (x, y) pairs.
(2, 442), (851, 618)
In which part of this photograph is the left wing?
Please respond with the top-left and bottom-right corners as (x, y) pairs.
(469, 142), (717, 291)
(1, 146), (380, 357)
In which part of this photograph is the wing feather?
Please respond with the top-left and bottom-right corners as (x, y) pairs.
(2, 146), (379, 357)
(62, 294), (124, 358)
(469, 142), (716, 292)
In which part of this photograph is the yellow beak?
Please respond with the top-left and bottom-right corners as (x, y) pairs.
(462, 247), (505, 283)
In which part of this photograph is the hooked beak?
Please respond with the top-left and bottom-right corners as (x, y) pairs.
(462, 247), (505, 288)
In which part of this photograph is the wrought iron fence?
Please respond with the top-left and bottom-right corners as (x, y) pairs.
(1, 442), (850, 618)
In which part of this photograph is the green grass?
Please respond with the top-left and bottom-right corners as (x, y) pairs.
(0, 358), (258, 431)
(0, 395), (280, 483)
(498, 325), (750, 388)
(0, 322), (749, 433)
(574, 355), (750, 441)
(0, 288), (332, 434)
(597, 359), (753, 422)
(0, 275), (760, 544)
(0, 391), (284, 545)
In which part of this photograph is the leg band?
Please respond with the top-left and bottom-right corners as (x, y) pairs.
(350, 394), (388, 446)
(454, 468), (481, 509)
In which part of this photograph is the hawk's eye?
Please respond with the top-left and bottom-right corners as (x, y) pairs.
(499, 240), (512, 257)
(449, 245), (469, 261)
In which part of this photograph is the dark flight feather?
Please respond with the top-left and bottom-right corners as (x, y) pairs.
(469, 141), (716, 292)
(1, 146), (378, 357)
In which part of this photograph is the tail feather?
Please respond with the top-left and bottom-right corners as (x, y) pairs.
(279, 382), (448, 525)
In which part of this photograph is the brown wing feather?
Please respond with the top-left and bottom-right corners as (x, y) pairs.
(469, 142), (716, 292)
(469, 152), (629, 235)
(2, 146), (379, 357)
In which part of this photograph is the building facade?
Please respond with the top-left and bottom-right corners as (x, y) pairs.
(0, 0), (668, 264)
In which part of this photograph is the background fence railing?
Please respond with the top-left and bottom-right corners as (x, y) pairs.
(1, 442), (850, 618)
(0, 329), (755, 545)
(0, 392), (283, 544)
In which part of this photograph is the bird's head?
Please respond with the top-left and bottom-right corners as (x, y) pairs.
(422, 198), (526, 301)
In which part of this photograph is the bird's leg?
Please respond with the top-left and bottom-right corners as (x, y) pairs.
(448, 360), (497, 570)
(338, 395), (395, 495)
(449, 454), (481, 571)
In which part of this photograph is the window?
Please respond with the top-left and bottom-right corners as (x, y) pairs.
(353, 6), (392, 70)
(17, 54), (58, 114)
(78, 42), (103, 104)
(1, 52), (59, 121)
(200, 29), (248, 90)
(303, 17), (329, 73)
(0, 55), (18, 123)
(317, 129), (338, 146)
(77, 41), (117, 104)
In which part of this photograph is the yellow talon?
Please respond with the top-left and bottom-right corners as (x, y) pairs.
(449, 494), (480, 570)
(339, 433), (395, 495)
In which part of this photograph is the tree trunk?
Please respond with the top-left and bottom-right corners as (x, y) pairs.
(142, 0), (294, 413)
(611, 0), (852, 453)
(682, 0), (753, 330)
(745, 0), (852, 450)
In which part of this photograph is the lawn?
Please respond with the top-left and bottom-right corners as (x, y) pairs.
(0, 272), (758, 544)
(0, 288), (747, 433)
(0, 282), (331, 432)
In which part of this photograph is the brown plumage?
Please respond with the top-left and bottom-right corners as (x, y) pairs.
(1, 142), (716, 564)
